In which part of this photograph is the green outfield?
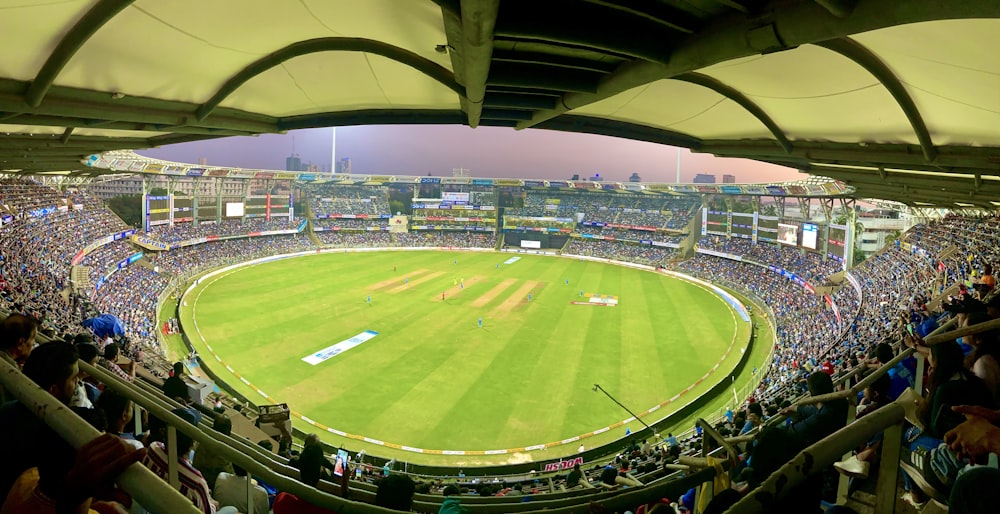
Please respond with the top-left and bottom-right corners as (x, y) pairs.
(178, 250), (754, 465)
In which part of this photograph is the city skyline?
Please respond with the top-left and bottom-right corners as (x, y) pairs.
(138, 125), (806, 184)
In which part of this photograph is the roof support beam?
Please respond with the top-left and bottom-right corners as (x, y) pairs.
(516, 0), (1000, 130)
(698, 140), (1000, 175)
(59, 127), (74, 145)
(674, 72), (792, 154)
(195, 38), (465, 121)
(580, 0), (697, 34)
(815, 0), (859, 18)
(488, 62), (603, 93)
(459, 0), (500, 128)
(24, 0), (135, 107)
(814, 38), (936, 162)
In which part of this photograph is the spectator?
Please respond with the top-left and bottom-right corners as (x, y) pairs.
(214, 466), (269, 514)
(375, 474), (416, 511)
(193, 414), (236, 490)
(142, 407), (237, 514)
(95, 389), (144, 450)
(163, 361), (191, 403)
(99, 343), (135, 383)
(0, 314), (37, 404)
(295, 434), (335, 487)
(438, 484), (468, 514)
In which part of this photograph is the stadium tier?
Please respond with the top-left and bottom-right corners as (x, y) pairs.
(4, 175), (1000, 514)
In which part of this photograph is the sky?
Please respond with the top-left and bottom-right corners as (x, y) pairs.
(138, 125), (804, 184)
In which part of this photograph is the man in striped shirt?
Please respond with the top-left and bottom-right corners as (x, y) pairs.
(141, 408), (238, 514)
(99, 343), (135, 383)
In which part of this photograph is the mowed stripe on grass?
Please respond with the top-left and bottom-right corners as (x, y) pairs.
(490, 280), (538, 318)
(368, 268), (428, 291)
(387, 271), (445, 293)
(470, 278), (517, 308)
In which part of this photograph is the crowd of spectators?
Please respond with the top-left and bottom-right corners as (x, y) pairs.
(147, 217), (300, 244)
(696, 236), (842, 283)
(81, 240), (136, 284)
(512, 191), (700, 233)
(90, 265), (170, 356)
(308, 184), (390, 216)
(313, 218), (388, 230)
(150, 235), (316, 276)
(564, 239), (678, 266)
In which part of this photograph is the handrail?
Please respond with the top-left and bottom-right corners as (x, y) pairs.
(90, 360), (690, 512)
(794, 347), (915, 407)
(724, 399), (907, 514)
(923, 316), (999, 346)
(0, 358), (201, 514)
(79, 361), (407, 514)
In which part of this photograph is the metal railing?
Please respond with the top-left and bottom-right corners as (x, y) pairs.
(0, 358), (202, 514)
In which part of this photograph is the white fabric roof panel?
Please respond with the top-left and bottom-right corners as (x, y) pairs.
(573, 79), (770, 140)
(0, 0), (97, 81)
(54, 0), (453, 108)
(222, 53), (461, 117)
(852, 19), (1000, 147)
(701, 44), (918, 144)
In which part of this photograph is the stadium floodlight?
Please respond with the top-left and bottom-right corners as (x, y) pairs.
(592, 383), (658, 439)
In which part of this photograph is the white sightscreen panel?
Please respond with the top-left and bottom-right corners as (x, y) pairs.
(225, 202), (244, 217)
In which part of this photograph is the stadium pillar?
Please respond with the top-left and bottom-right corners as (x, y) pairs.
(141, 175), (149, 231)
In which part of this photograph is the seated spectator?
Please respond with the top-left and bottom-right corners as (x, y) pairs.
(740, 403), (765, 435)
(781, 372), (849, 445)
(438, 484), (467, 514)
(99, 343), (135, 383)
(142, 407), (237, 514)
(564, 462), (584, 489)
(0, 313), (37, 404)
(214, 466), (269, 514)
(193, 414), (236, 490)
(0, 341), (81, 497)
(96, 389), (144, 450)
(375, 474), (416, 511)
(163, 361), (191, 403)
(294, 433), (335, 487)
(72, 343), (101, 407)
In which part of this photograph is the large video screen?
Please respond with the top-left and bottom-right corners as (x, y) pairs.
(778, 223), (798, 246)
(802, 223), (818, 249)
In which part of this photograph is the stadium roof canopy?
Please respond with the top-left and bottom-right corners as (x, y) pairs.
(1, 0), (998, 208)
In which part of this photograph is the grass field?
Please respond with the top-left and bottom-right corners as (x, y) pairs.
(177, 250), (755, 465)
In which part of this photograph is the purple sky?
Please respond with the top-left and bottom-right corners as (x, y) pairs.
(139, 126), (804, 184)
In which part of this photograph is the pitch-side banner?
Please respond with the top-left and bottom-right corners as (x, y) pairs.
(302, 330), (379, 365)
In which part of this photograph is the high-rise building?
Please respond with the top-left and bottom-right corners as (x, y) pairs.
(693, 173), (716, 184)
(285, 155), (303, 171)
(628, 172), (641, 182)
(722, 174), (736, 183)
(335, 157), (352, 174)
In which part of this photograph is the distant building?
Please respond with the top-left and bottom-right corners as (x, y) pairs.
(285, 154), (303, 171)
(197, 157), (208, 166)
(693, 173), (716, 184)
(628, 172), (641, 182)
(722, 174), (736, 183)
(335, 157), (352, 174)
(589, 173), (602, 181)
